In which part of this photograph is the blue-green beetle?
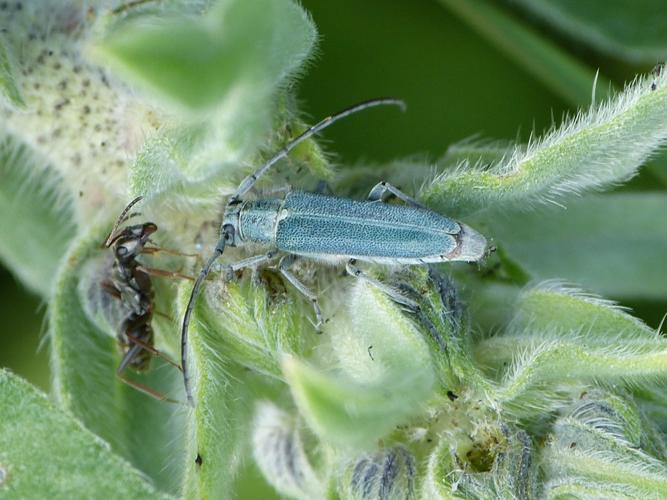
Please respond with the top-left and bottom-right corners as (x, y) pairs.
(181, 99), (487, 404)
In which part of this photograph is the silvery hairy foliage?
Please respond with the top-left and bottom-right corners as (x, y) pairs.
(1, 1), (667, 498)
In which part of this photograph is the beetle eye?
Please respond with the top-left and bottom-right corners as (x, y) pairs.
(222, 224), (235, 244)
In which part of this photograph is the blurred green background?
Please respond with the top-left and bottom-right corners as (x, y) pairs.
(0, 0), (662, 392)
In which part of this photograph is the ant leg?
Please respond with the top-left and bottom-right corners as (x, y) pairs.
(367, 181), (424, 208)
(101, 280), (121, 299)
(279, 255), (324, 331)
(117, 372), (182, 404)
(137, 265), (194, 281)
(230, 98), (405, 203)
(117, 345), (181, 404)
(345, 259), (419, 311)
(142, 246), (198, 257)
(111, 0), (161, 15)
(154, 310), (172, 321)
(125, 336), (182, 372)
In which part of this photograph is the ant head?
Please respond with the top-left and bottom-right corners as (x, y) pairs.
(143, 222), (158, 237)
(105, 196), (147, 248)
(115, 239), (139, 262)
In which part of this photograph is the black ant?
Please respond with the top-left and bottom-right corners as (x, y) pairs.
(102, 196), (187, 403)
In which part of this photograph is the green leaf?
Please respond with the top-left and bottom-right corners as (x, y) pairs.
(509, 281), (655, 337)
(339, 446), (417, 500)
(252, 402), (324, 500)
(283, 356), (429, 449)
(0, 36), (25, 108)
(385, 267), (493, 395)
(543, 394), (667, 498)
(476, 283), (667, 409)
(546, 388), (647, 456)
(422, 425), (536, 499)
(421, 67), (667, 216)
(176, 281), (258, 499)
(127, 124), (234, 202)
(488, 194), (667, 298)
(283, 279), (435, 448)
(90, 0), (316, 112)
(93, 0), (319, 197)
(195, 268), (313, 379)
(438, 137), (516, 169)
(0, 369), (169, 499)
(635, 385), (667, 443)
(177, 261), (340, 497)
(437, 0), (610, 108)
(49, 223), (185, 493)
(330, 279), (434, 387)
(0, 140), (76, 297)
(512, 0), (667, 63)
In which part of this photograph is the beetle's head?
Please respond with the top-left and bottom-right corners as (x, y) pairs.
(221, 203), (242, 247)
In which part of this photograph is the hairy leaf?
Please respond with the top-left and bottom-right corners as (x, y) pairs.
(339, 446), (417, 500)
(91, 0), (316, 112)
(196, 269), (313, 379)
(476, 283), (667, 411)
(0, 35), (25, 108)
(252, 402), (323, 500)
(283, 355), (431, 450)
(512, 0), (667, 63)
(176, 281), (257, 499)
(421, 68), (667, 216)
(0, 370), (169, 499)
(422, 425), (535, 499)
(280, 279), (436, 448)
(543, 395), (667, 497)
(0, 140), (75, 296)
(49, 224), (184, 493)
(92, 0), (318, 198)
(489, 194), (667, 298)
(509, 281), (655, 337)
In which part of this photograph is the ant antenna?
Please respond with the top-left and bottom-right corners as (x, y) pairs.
(105, 196), (144, 247)
(182, 98), (406, 406)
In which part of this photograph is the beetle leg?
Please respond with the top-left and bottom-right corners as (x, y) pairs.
(279, 255), (324, 332)
(345, 259), (420, 311)
(314, 180), (334, 195)
(253, 184), (293, 197)
(367, 181), (424, 208)
(212, 251), (280, 279)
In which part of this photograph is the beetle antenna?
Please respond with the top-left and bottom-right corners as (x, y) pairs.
(181, 238), (226, 406)
(182, 98), (406, 405)
(230, 98), (406, 203)
(105, 196), (144, 247)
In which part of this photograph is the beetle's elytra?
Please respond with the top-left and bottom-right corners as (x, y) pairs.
(226, 191), (486, 264)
